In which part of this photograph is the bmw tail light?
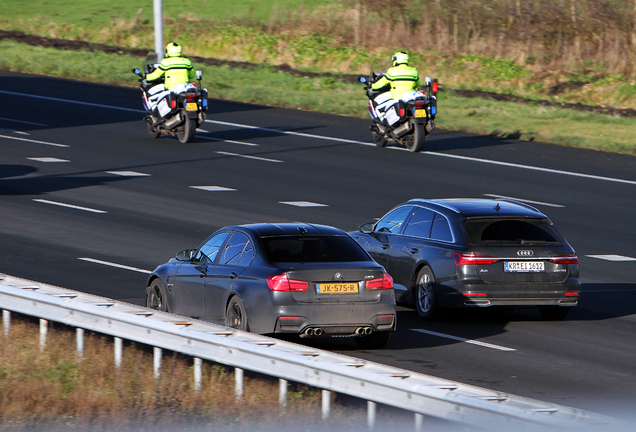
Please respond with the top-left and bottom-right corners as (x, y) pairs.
(366, 273), (394, 290)
(432, 79), (438, 94)
(550, 253), (578, 264)
(453, 252), (500, 266)
(462, 292), (487, 297)
(267, 274), (309, 292)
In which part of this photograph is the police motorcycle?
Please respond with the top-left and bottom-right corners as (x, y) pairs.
(131, 53), (208, 143)
(359, 62), (437, 153)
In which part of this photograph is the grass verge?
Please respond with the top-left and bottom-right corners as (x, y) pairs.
(1, 39), (635, 156)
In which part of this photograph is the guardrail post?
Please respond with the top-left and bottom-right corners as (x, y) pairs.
(39, 318), (47, 350)
(153, 347), (162, 378)
(2, 310), (9, 337)
(367, 401), (376, 430)
(279, 379), (287, 409)
(322, 389), (331, 420)
(194, 357), (202, 391)
(76, 328), (84, 359)
(114, 337), (122, 368)
(414, 413), (423, 431)
(235, 367), (243, 400)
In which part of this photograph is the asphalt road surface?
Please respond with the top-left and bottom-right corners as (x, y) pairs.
(1, 70), (635, 421)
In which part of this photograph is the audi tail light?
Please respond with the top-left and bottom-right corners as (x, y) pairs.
(366, 273), (394, 290)
(453, 252), (500, 266)
(550, 253), (578, 265)
(267, 274), (309, 292)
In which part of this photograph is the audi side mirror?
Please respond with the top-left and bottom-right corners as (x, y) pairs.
(358, 222), (375, 234)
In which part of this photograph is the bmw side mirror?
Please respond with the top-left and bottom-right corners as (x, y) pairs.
(358, 76), (367, 84)
(196, 70), (202, 80)
(176, 249), (196, 261)
(132, 68), (142, 77)
(358, 222), (375, 234)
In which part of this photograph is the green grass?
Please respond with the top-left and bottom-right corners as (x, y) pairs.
(1, 39), (636, 155)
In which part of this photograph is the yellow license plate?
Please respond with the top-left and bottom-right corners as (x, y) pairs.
(414, 109), (427, 118)
(316, 283), (359, 294)
(186, 102), (198, 111)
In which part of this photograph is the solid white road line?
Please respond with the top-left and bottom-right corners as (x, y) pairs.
(78, 258), (152, 274)
(411, 329), (517, 352)
(7, 90), (636, 186)
(483, 194), (565, 208)
(279, 201), (328, 207)
(586, 255), (636, 262)
(106, 171), (151, 177)
(27, 157), (69, 163)
(215, 151), (283, 163)
(0, 116), (47, 126)
(196, 135), (259, 147)
(0, 133), (69, 147)
(33, 199), (107, 214)
(190, 186), (237, 192)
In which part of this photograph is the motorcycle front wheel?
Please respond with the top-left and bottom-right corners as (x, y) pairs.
(145, 117), (160, 139)
(371, 129), (387, 148)
(177, 116), (196, 143)
(405, 122), (425, 153)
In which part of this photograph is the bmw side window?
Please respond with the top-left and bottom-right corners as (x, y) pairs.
(220, 233), (251, 266)
(404, 207), (435, 238)
(430, 213), (453, 242)
(238, 242), (254, 267)
(374, 206), (414, 234)
(197, 232), (230, 263)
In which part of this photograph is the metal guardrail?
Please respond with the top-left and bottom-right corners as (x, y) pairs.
(0, 273), (622, 431)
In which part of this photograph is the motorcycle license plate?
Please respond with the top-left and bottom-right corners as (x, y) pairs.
(414, 109), (427, 118)
(186, 102), (198, 111)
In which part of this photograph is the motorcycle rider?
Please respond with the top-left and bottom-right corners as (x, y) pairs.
(146, 42), (195, 92)
(370, 51), (421, 125)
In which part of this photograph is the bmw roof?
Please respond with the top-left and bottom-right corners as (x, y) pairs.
(407, 198), (548, 218)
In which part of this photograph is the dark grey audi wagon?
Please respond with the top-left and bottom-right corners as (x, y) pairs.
(349, 198), (580, 320)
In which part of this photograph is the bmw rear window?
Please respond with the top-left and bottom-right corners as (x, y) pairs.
(464, 218), (563, 245)
(262, 235), (370, 263)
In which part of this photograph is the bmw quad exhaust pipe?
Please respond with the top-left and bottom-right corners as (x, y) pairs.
(302, 327), (323, 337)
(355, 326), (373, 335)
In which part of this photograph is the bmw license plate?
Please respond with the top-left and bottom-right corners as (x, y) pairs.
(186, 102), (198, 111)
(316, 283), (359, 294)
(414, 109), (427, 118)
(504, 261), (545, 272)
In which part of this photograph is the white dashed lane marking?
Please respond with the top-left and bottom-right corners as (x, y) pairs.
(106, 171), (151, 177)
(215, 151), (282, 163)
(586, 255), (636, 262)
(33, 199), (107, 214)
(78, 258), (151, 274)
(190, 186), (237, 192)
(28, 157), (70, 163)
(0, 116), (47, 126)
(483, 194), (564, 208)
(280, 201), (328, 207)
(412, 329), (517, 352)
(0, 134), (68, 147)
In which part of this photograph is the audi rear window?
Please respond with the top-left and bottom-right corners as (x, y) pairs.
(464, 218), (563, 245)
(262, 235), (370, 263)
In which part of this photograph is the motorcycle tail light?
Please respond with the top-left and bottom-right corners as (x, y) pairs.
(415, 101), (426, 109)
(432, 79), (438, 94)
(170, 100), (176, 109)
(399, 108), (405, 117)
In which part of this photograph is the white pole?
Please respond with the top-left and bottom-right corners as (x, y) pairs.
(235, 367), (244, 400)
(322, 389), (331, 420)
(153, 347), (162, 378)
(114, 337), (123, 369)
(279, 379), (287, 408)
(367, 400), (377, 430)
(415, 413), (424, 431)
(194, 357), (202, 391)
(2, 310), (9, 337)
(39, 319), (47, 350)
(153, 0), (164, 60)
(76, 328), (84, 359)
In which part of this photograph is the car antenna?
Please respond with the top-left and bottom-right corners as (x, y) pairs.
(494, 203), (501, 212)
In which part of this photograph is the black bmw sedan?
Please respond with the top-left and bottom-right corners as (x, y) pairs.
(146, 223), (396, 349)
(349, 198), (580, 321)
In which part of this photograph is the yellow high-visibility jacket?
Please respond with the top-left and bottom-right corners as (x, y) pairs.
(146, 56), (195, 91)
(371, 64), (420, 99)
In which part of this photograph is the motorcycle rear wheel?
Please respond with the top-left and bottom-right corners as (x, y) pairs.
(177, 116), (196, 143)
(371, 129), (387, 148)
(405, 122), (425, 153)
(145, 117), (160, 139)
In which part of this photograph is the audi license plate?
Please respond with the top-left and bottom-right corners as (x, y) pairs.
(186, 102), (198, 111)
(414, 109), (427, 118)
(316, 283), (359, 294)
(504, 261), (545, 272)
